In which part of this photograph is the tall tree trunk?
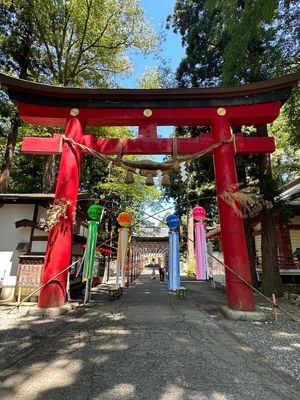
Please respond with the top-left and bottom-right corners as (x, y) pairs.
(42, 155), (58, 193)
(257, 124), (283, 297)
(0, 115), (20, 193)
(261, 207), (283, 296)
(0, 66), (29, 193)
(187, 211), (194, 265)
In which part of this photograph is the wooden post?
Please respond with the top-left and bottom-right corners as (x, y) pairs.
(272, 293), (279, 321)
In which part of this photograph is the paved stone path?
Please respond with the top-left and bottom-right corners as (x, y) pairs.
(0, 270), (300, 400)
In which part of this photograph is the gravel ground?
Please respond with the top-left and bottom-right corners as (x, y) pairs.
(1, 290), (300, 386)
(213, 295), (300, 383)
(220, 318), (300, 382)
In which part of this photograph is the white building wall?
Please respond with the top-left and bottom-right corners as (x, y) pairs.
(79, 224), (87, 237)
(31, 239), (48, 253)
(0, 202), (87, 300)
(37, 204), (47, 221)
(290, 216), (300, 253)
(291, 216), (300, 224)
(31, 207), (48, 253)
(290, 230), (300, 252)
(208, 251), (225, 286)
(253, 217), (300, 257)
(0, 204), (33, 299)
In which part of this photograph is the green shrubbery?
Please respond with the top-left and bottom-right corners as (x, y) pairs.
(186, 259), (196, 276)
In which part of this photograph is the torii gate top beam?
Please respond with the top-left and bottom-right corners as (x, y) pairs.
(0, 72), (299, 127)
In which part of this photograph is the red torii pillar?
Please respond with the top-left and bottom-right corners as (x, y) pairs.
(212, 116), (254, 310)
(38, 117), (84, 307)
(21, 104), (278, 310)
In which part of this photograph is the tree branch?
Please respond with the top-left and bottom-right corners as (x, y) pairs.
(71, 0), (93, 77)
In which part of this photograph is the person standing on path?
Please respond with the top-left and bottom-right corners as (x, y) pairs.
(159, 266), (165, 282)
(151, 268), (156, 280)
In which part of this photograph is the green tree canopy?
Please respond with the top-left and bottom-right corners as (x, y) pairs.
(167, 0), (300, 296)
(1, 0), (159, 85)
(26, 0), (158, 86)
(0, 0), (160, 194)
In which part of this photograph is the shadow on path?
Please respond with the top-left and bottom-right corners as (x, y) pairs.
(0, 271), (299, 400)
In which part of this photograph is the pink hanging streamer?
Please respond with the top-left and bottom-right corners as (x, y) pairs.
(194, 221), (208, 280)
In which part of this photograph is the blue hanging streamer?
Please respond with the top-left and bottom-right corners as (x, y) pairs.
(168, 230), (180, 291)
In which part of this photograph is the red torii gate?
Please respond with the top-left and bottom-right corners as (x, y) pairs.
(1, 72), (299, 312)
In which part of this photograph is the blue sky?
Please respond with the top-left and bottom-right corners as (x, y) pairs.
(122, 0), (185, 89)
(134, 0), (185, 85)
(126, 1), (185, 221)
(123, 0), (186, 142)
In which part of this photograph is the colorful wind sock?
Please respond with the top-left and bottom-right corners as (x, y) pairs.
(193, 206), (208, 280)
(168, 230), (181, 291)
(166, 214), (181, 291)
(116, 227), (130, 287)
(83, 204), (103, 282)
(116, 212), (131, 287)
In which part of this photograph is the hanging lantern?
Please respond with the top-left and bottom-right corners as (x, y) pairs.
(87, 204), (103, 221)
(145, 173), (154, 186)
(162, 173), (170, 186)
(124, 170), (134, 184)
(192, 206), (206, 221)
(117, 212), (132, 227)
(166, 214), (180, 230)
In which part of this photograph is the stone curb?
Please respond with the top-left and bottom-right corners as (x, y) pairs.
(221, 305), (266, 321)
(27, 302), (79, 317)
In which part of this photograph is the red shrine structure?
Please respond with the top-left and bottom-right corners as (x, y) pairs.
(1, 72), (299, 312)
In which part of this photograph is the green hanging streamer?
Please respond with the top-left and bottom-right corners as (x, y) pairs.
(83, 204), (103, 282)
(83, 220), (99, 281)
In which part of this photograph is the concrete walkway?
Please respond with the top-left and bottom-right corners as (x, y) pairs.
(0, 269), (300, 400)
